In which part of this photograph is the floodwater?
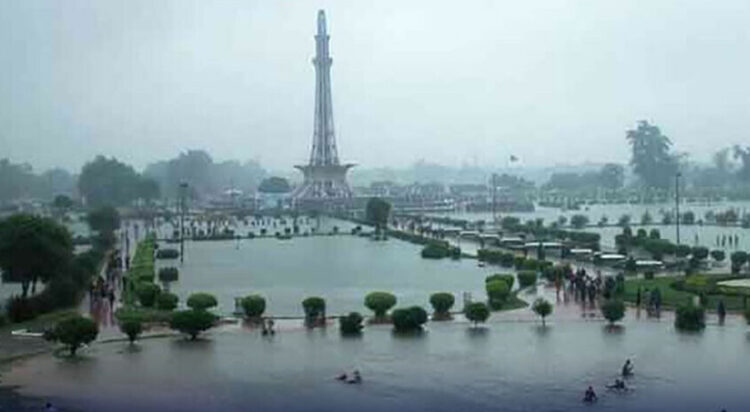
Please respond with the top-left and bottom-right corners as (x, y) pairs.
(2, 314), (749, 412)
(160, 234), (500, 316)
(431, 200), (750, 251)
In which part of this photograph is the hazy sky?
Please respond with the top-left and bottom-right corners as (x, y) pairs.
(1, 0), (749, 173)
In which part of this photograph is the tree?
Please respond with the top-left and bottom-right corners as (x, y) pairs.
(733, 145), (750, 182)
(464, 302), (490, 326)
(187, 293), (218, 311)
(45, 315), (99, 356)
(258, 176), (291, 193)
(169, 309), (217, 340)
(391, 306), (428, 332)
(87, 206), (121, 234)
(626, 121), (678, 189)
(241, 294), (266, 318)
(429, 292), (455, 319)
(598, 163), (625, 191)
(339, 312), (364, 335)
(532, 298), (553, 326)
(570, 214), (589, 229)
(119, 318), (143, 344)
(601, 299), (626, 325)
(364, 291), (397, 319)
(365, 197), (392, 235)
(52, 194), (74, 211)
(78, 155), (158, 207)
(675, 303), (705, 331)
(0, 214), (74, 297)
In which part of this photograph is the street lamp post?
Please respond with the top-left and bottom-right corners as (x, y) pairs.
(675, 172), (681, 245)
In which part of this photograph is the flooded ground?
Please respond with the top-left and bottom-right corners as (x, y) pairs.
(160, 235), (499, 316)
(2, 312), (749, 412)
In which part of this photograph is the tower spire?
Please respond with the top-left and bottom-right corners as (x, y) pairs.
(294, 10), (354, 204)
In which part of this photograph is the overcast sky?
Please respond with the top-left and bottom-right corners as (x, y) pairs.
(1, 0), (749, 173)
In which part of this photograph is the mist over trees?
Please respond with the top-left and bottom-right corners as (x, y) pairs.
(0, 159), (76, 204)
(144, 150), (266, 200)
(78, 156), (159, 207)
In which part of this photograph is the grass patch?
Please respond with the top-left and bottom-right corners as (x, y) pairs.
(624, 275), (750, 312)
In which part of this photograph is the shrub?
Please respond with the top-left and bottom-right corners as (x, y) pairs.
(675, 244), (692, 258)
(485, 274), (514, 289)
(486, 280), (510, 310)
(674, 303), (705, 331)
(119, 318), (143, 344)
(46, 315), (99, 356)
(158, 267), (179, 283)
(391, 306), (428, 332)
(364, 292), (397, 318)
(513, 256), (526, 269)
(710, 250), (726, 262)
(744, 308), (750, 325)
(187, 293), (218, 311)
(156, 292), (179, 311)
(302, 296), (326, 321)
(464, 302), (490, 325)
(601, 299), (626, 325)
(636, 228), (647, 239)
(155, 248), (180, 259)
(169, 309), (217, 340)
(644, 271), (655, 280)
(517, 271), (537, 288)
(421, 242), (449, 259)
(240, 294), (266, 318)
(692, 247), (709, 261)
(730, 251), (748, 272)
(339, 312), (364, 335)
(532, 298), (553, 326)
(429, 292), (455, 318)
(499, 252), (515, 267)
(570, 214), (589, 229)
(649, 228), (661, 239)
(136, 283), (161, 308)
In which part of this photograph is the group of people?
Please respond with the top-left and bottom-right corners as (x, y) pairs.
(583, 359), (634, 404)
(557, 267), (604, 307)
(261, 318), (275, 335)
(715, 234), (741, 248)
(335, 370), (362, 385)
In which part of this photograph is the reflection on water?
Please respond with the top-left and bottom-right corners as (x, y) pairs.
(3, 319), (750, 412)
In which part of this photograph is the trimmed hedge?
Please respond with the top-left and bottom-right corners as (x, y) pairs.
(158, 267), (179, 283)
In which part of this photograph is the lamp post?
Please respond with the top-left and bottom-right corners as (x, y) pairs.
(179, 181), (189, 264)
(491, 173), (498, 225)
(675, 172), (681, 245)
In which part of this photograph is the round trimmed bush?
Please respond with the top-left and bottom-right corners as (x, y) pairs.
(302, 296), (326, 321)
(601, 299), (626, 325)
(532, 298), (553, 326)
(241, 294), (266, 318)
(136, 283), (161, 308)
(364, 292), (397, 318)
(46, 315), (99, 356)
(675, 303), (705, 331)
(485, 274), (514, 289)
(391, 306), (428, 332)
(710, 250), (725, 262)
(158, 267), (179, 283)
(187, 293), (218, 311)
(464, 302), (490, 325)
(486, 280), (510, 310)
(517, 271), (538, 288)
(339, 312), (364, 335)
(169, 309), (217, 340)
(156, 292), (179, 311)
(119, 318), (143, 344)
(429, 292), (455, 318)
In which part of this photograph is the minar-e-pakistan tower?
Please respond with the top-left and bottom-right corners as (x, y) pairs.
(293, 10), (354, 204)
